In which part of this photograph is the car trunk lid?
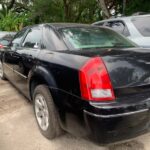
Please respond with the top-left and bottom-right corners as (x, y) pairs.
(65, 47), (150, 89)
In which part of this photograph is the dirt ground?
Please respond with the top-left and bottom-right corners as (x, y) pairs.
(0, 80), (150, 150)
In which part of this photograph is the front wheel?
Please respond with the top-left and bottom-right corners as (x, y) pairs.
(0, 60), (6, 80)
(33, 85), (64, 139)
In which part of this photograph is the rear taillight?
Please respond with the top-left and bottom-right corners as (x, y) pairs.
(0, 44), (3, 49)
(79, 57), (115, 101)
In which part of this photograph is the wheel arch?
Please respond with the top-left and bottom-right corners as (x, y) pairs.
(28, 66), (57, 101)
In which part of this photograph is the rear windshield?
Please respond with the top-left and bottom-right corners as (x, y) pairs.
(131, 16), (150, 37)
(60, 27), (135, 50)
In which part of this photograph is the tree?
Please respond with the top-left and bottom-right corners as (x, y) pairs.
(98, 0), (110, 18)
(97, 0), (125, 19)
(0, 0), (32, 31)
(0, 11), (30, 31)
(1, 0), (149, 30)
(31, 0), (101, 23)
(125, 0), (150, 15)
(97, 0), (150, 19)
(0, 0), (32, 12)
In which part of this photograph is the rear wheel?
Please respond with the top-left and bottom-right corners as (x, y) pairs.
(0, 60), (6, 80)
(33, 85), (64, 139)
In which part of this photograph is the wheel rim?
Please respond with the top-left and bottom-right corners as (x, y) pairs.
(35, 94), (49, 131)
(0, 61), (3, 78)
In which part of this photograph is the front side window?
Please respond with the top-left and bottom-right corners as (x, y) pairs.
(22, 28), (42, 48)
(132, 16), (150, 37)
(60, 27), (135, 50)
(12, 28), (27, 47)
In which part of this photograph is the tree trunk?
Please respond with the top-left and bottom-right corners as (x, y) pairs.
(63, 0), (70, 21)
(8, 0), (15, 10)
(98, 0), (110, 19)
(123, 0), (126, 16)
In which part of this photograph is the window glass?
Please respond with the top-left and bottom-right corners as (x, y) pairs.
(60, 27), (136, 50)
(108, 21), (124, 33)
(12, 28), (27, 46)
(132, 16), (150, 37)
(105, 21), (130, 36)
(0, 39), (9, 46)
(22, 28), (42, 48)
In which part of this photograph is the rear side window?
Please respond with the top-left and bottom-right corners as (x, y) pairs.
(132, 16), (150, 37)
(105, 21), (130, 36)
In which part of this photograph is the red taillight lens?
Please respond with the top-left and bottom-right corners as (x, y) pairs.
(79, 57), (115, 101)
(0, 44), (3, 49)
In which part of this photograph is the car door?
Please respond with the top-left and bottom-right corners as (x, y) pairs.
(3, 28), (27, 81)
(12, 26), (42, 97)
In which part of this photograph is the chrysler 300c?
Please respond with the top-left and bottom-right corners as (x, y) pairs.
(0, 23), (150, 144)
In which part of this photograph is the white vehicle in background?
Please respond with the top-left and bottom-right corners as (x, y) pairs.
(93, 15), (150, 48)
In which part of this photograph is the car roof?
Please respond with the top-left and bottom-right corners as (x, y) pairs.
(22, 23), (115, 34)
(93, 14), (150, 24)
(24, 23), (94, 31)
(47, 23), (92, 29)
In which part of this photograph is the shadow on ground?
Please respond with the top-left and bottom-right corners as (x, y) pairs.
(108, 140), (145, 150)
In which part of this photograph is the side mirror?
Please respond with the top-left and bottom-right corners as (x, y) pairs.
(34, 42), (39, 49)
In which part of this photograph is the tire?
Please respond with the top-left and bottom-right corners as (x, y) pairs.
(33, 84), (64, 139)
(0, 60), (6, 80)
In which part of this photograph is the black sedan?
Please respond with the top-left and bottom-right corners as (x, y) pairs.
(0, 23), (150, 145)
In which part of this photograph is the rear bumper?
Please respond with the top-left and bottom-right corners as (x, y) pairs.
(52, 88), (150, 145)
(83, 98), (150, 145)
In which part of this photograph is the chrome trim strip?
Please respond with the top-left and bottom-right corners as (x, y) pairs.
(3, 63), (27, 79)
(14, 70), (27, 79)
(84, 108), (149, 118)
(3, 63), (13, 71)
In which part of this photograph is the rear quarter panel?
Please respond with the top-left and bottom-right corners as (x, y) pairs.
(36, 49), (89, 98)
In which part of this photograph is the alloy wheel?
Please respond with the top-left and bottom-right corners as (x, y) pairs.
(35, 94), (49, 131)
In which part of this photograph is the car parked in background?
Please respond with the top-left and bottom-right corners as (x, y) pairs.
(0, 31), (16, 48)
(1, 23), (150, 145)
(93, 15), (150, 48)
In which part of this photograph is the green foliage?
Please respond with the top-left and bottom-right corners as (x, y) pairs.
(0, 0), (150, 31)
(0, 11), (31, 31)
(31, 0), (101, 23)
(125, 0), (150, 15)
(30, 0), (63, 23)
